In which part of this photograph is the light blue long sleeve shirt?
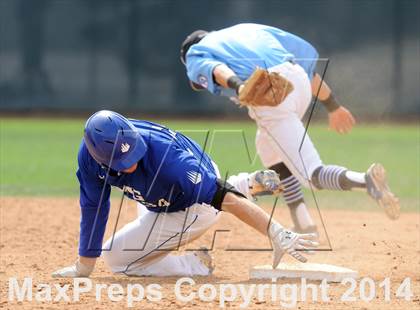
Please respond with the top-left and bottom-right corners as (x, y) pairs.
(186, 23), (319, 96)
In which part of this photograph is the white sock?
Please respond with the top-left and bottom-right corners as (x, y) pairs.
(293, 202), (315, 230)
(345, 171), (366, 184)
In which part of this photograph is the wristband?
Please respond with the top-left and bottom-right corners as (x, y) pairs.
(227, 76), (244, 94)
(322, 93), (340, 112)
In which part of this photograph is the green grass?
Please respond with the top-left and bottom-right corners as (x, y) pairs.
(1, 118), (418, 211)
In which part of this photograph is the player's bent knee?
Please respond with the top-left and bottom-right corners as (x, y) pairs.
(101, 238), (131, 272)
(102, 247), (134, 273)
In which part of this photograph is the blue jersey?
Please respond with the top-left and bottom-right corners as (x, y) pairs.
(76, 120), (218, 257)
(186, 23), (319, 96)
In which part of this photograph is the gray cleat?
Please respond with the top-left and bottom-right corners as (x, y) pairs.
(366, 163), (400, 220)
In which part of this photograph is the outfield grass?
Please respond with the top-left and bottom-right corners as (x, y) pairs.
(0, 118), (418, 211)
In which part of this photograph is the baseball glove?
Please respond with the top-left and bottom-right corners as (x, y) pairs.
(238, 68), (294, 107)
(249, 169), (284, 197)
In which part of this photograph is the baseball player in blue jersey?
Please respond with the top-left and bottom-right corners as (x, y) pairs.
(180, 23), (400, 234)
(52, 110), (318, 278)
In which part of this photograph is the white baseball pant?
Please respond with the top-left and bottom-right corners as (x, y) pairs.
(248, 61), (323, 187)
(102, 202), (221, 277)
(102, 164), (250, 277)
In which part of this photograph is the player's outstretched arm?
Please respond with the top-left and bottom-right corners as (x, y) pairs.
(311, 73), (356, 134)
(221, 193), (318, 267)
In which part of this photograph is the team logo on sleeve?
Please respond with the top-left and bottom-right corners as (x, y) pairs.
(121, 142), (130, 153)
(198, 75), (208, 88)
(187, 171), (202, 184)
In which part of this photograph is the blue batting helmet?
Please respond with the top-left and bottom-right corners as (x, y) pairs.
(83, 110), (147, 171)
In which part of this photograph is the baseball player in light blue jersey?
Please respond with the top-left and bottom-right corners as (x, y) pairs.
(52, 110), (318, 278)
(181, 23), (400, 234)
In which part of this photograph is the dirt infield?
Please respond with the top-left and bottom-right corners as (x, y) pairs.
(1, 197), (419, 309)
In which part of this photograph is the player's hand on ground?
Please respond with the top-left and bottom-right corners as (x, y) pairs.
(328, 106), (356, 134)
(269, 223), (319, 268)
(52, 260), (94, 278)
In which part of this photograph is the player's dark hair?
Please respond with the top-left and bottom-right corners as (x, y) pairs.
(180, 30), (208, 65)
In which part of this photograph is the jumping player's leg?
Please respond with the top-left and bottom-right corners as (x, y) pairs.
(256, 114), (399, 220)
(269, 162), (317, 233)
(311, 165), (365, 191)
(310, 163), (400, 219)
(253, 111), (323, 232)
(246, 62), (321, 232)
(102, 203), (220, 276)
